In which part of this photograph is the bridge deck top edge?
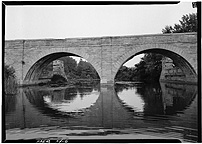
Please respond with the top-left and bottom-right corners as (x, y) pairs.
(5, 32), (197, 42)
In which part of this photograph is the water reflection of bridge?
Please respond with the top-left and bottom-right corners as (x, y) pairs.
(6, 82), (197, 131)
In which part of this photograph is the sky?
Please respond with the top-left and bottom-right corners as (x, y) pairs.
(5, 2), (197, 67)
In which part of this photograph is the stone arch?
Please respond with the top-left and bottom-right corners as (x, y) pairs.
(113, 44), (197, 83)
(23, 48), (101, 84)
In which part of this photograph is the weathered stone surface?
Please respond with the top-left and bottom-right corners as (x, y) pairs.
(160, 57), (197, 83)
(4, 32), (197, 84)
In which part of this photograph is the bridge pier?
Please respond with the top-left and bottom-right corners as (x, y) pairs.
(100, 79), (114, 85)
(160, 57), (197, 84)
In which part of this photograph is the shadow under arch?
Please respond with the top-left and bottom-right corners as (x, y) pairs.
(114, 48), (197, 83)
(24, 52), (101, 84)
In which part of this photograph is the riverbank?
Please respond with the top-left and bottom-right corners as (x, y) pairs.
(20, 79), (100, 87)
(115, 81), (143, 84)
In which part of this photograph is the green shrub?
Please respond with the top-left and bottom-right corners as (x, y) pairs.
(4, 65), (18, 94)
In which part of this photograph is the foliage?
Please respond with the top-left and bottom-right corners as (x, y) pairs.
(162, 13), (197, 33)
(76, 59), (99, 79)
(115, 66), (137, 81)
(46, 56), (100, 80)
(51, 74), (67, 83)
(115, 53), (163, 82)
(58, 56), (77, 78)
(4, 65), (16, 79)
(4, 64), (17, 94)
(134, 53), (163, 82)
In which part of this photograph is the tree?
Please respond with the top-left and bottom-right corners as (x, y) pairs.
(115, 66), (136, 81)
(76, 59), (99, 79)
(162, 13), (197, 33)
(51, 74), (67, 84)
(58, 56), (78, 78)
(134, 53), (163, 82)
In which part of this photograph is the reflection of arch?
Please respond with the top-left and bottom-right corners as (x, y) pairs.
(115, 82), (197, 116)
(160, 82), (197, 115)
(113, 47), (197, 83)
(23, 85), (100, 118)
(24, 51), (101, 84)
(23, 87), (75, 119)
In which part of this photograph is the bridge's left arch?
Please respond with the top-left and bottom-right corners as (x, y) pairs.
(23, 48), (101, 84)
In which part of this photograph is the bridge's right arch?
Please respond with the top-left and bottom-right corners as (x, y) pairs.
(113, 43), (197, 83)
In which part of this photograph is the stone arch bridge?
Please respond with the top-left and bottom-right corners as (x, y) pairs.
(5, 32), (197, 85)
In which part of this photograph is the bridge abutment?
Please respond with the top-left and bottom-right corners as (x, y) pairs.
(160, 57), (197, 84)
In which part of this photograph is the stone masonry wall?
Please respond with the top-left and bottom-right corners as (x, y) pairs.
(4, 32), (197, 85)
(160, 57), (186, 82)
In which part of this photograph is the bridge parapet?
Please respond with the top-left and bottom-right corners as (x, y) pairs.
(5, 33), (196, 49)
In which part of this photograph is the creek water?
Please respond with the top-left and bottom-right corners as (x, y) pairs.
(5, 81), (198, 142)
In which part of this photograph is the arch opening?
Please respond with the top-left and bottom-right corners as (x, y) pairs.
(24, 52), (100, 85)
(115, 48), (197, 84)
